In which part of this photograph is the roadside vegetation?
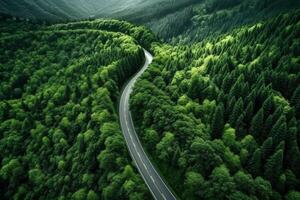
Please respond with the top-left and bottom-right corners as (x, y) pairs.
(131, 10), (300, 200)
(0, 17), (155, 200)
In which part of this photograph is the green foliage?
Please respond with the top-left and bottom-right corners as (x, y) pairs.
(205, 165), (236, 199)
(130, 9), (300, 199)
(211, 104), (224, 139)
(250, 109), (264, 140)
(264, 149), (284, 184)
(0, 19), (151, 199)
(183, 171), (205, 200)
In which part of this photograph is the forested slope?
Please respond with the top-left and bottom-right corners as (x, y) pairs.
(131, 9), (300, 200)
(0, 17), (155, 200)
(146, 0), (300, 43)
(0, 0), (196, 22)
(2, 0), (300, 44)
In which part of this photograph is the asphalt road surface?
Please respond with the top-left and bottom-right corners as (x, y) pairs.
(119, 49), (177, 200)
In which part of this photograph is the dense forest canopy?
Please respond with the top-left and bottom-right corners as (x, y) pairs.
(131, 9), (300, 200)
(0, 17), (155, 199)
(0, 0), (300, 200)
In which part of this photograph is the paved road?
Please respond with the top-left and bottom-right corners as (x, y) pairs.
(119, 49), (177, 200)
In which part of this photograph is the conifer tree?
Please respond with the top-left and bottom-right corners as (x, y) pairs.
(291, 86), (300, 118)
(290, 144), (300, 177)
(271, 116), (287, 146)
(262, 96), (274, 116)
(263, 115), (273, 138)
(211, 104), (224, 139)
(261, 137), (273, 160)
(229, 98), (243, 127)
(244, 102), (254, 125)
(249, 108), (264, 140)
(264, 149), (284, 185)
(248, 148), (262, 177)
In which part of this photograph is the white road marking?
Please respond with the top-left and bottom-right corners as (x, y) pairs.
(143, 163), (148, 170)
(150, 175), (155, 183)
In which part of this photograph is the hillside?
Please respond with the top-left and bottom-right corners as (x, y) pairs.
(1, 0), (300, 43)
(0, 0), (197, 22)
(145, 0), (300, 42)
(131, 9), (300, 199)
(0, 1), (300, 200)
(0, 17), (155, 199)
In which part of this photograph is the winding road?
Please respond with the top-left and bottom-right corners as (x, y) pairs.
(119, 49), (177, 200)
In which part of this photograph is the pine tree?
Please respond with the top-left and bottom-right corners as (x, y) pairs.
(261, 137), (273, 160)
(286, 129), (300, 177)
(262, 96), (274, 116)
(264, 149), (284, 185)
(229, 75), (244, 98)
(221, 74), (232, 93)
(272, 107), (283, 123)
(291, 85), (300, 106)
(244, 102), (254, 125)
(291, 86), (300, 118)
(226, 96), (236, 120)
(248, 148), (262, 177)
(271, 116), (287, 146)
(263, 115), (273, 138)
(229, 98), (243, 127)
(249, 108), (264, 139)
(211, 104), (224, 139)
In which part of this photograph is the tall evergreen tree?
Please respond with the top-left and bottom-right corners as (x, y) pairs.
(262, 96), (274, 116)
(271, 116), (287, 146)
(261, 137), (273, 160)
(249, 108), (264, 140)
(229, 98), (244, 127)
(211, 104), (224, 139)
(291, 86), (300, 118)
(244, 102), (254, 125)
(248, 148), (262, 177)
(264, 149), (284, 185)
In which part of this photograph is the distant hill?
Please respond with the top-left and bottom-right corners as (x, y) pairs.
(0, 0), (197, 21)
(145, 0), (300, 42)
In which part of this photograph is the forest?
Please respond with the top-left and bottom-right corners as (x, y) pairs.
(0, 17), (155, 199)
(0, 0), (300, 200)
(131, 9), (300, 200)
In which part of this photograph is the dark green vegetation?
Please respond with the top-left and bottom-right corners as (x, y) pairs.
(0, 17), (155, 199)
(131, 10), (300, 200)
(146, 0), (300, 42)
(1, 1), (300, 200)
(2, 0), (299, 44)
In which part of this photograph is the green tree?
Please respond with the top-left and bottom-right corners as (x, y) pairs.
(249, 108), (264, 139)
(264, 149), (284, 184)
(156, 132), (176, 161)
(72, 189), (87, 200)
(183, 171), (205, 200)
(205, 165), (236, 200)
(143, 128), (159, 150)
(271, 116), (287, 146)
(234, 171), (255, 195)
(285, 191), (300, 200)
(261, 137), (273, 160)
(229, 98), (244, 128)
(248, 148), (262, 177)
(211, 104), (224, 139)
(254, 177), (272, 200)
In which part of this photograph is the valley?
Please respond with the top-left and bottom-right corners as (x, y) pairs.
(0, 0), (300, 199)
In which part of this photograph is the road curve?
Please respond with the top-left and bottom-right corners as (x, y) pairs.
(119, 49), (177, 200)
